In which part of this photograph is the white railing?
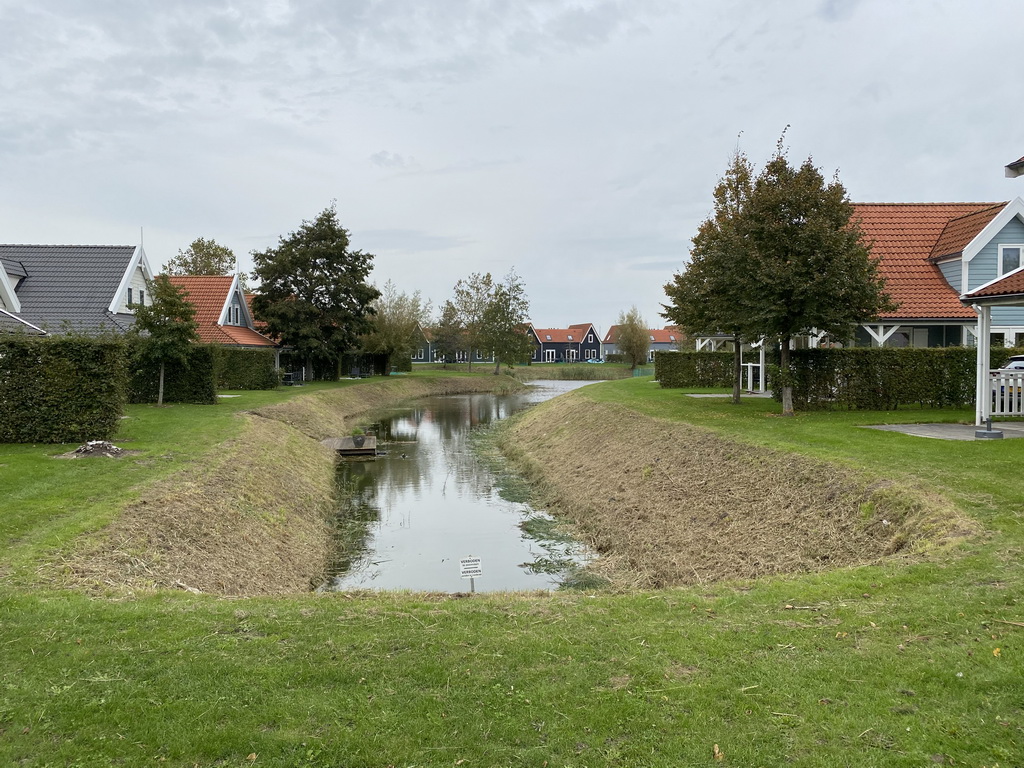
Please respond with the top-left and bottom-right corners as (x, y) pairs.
(989, 370), (1024, 416)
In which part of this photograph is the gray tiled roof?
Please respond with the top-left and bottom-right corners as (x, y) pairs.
(0, 245), (139, 334)
(0, 308), (46, 334)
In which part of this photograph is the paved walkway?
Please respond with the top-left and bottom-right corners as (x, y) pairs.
(862, 422), (1024, 441)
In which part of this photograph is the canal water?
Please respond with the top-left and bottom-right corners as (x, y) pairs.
(325, 380), (597, 593)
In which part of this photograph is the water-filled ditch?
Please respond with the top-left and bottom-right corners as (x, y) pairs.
(325, 380), (598, 592)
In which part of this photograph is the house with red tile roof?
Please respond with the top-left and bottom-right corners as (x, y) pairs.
(168, 275), (279, 352)
(851, 198), (1024, 348)
(603, 325), (682, 362)
(527, 323), (600, 363)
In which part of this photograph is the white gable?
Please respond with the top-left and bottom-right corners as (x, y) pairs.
(964, 197), (1024, 262)
(108, 245), (155, 314)
(0, 265), (20, 313)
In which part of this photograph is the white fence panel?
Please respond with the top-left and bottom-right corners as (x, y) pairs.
(989, 371), (1024, 416)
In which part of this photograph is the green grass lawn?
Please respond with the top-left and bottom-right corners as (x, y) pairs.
(1, 376), (1021, 766)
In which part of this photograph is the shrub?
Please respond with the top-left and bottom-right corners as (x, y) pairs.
(128, 342), (218, 404)
(655, 351), (734, 388)
(779, 346), (1006, 410)
(214, 348), (279, 390)
(0, 335), (127, 443)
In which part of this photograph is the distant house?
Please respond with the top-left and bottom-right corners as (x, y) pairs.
(168, 275), (279, 358)
(0, 244), (153, 334)
(528, 323), (600, 363)
(1006, 156), (1024, 178)
(603, 325), (681, 361)
(411, 323), (433, 363)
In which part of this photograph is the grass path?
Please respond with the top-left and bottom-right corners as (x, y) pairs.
(0, 376), (1022, 766)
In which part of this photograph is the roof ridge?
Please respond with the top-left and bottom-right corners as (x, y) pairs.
(852, 202), (1006, 207)
(946, 202), (1008, 223)
(0, 243), (134, 249)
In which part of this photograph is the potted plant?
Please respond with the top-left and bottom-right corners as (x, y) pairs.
(350, 427), (366, 448)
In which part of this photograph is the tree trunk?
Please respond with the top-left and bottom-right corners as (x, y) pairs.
(305, 356), (313, 382)
(732, 335), (742, 405)
(467, 349), (473, 372)
(157, 361), (165, 407)
(493, 358), (501, 375)
(780, 336), (794, 417)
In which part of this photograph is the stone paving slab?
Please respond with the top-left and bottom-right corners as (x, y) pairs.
(862, 422), (1024, 441)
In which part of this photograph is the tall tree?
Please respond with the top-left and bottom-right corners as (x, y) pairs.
(360, 280), (431, 374)
(451, 272), (494, 371)
(432, 300), (464, 367)
(614, 306), (651, 370)
(166, 237), (236, 276)
(131, 275), (199, 406)
(743, 141), (894, 416)
(481, 270), (532, 374)
(663, 150), (756, 404)
(250, 205), (380, 380)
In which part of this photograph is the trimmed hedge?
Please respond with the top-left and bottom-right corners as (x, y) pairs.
(128, 343), (218, 405)
(0, 335), (127, 443)
(215, 348), (279, 390)
(780, 346), (1021, 411)
(655, 351), (734, 388)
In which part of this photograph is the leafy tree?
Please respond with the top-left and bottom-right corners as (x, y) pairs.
(131, 274), (199, 406)
(743, 140), (894, 416)
(452, 272), (494, 371)
(615, 306), (650, 370)
(360, 280), (431, 374)
(663, 150), (756, 404)
(481, 270), (532, 374)
(250, 205), (380, 380)
(432, 300), (464, 367)
(166, 237), (236, 276)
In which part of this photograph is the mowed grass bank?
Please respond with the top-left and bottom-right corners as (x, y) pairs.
(0, 376), (1022, 766)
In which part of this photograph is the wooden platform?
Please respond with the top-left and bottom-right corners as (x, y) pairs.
(320, 436), (378, 456)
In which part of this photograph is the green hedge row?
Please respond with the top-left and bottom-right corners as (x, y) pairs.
(128, 343), (219, 405)
(654, 351), (734, 388)
(0, 336), (127, 443)
(215, 348), (279, 390)
(780, 346), (1020, 411)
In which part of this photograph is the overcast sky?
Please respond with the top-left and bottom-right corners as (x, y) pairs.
(1, 0), (1021, 332)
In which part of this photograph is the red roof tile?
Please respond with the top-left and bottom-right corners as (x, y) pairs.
(964, 267), (1024, 300)
(168, 276), (277, 347)
(852, 203), (1006, 320)
(603, 326), (680, 344)
(533, 324), (597, 343)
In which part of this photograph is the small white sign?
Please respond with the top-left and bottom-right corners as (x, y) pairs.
(460, 556), (482, 579)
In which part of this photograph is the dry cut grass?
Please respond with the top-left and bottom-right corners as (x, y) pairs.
(503, 392), (977, 588)
(59, 414), (337, 595)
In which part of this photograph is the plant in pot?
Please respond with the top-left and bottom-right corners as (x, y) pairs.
(350, 427), (366, 448)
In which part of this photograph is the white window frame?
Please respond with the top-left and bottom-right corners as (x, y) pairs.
(999, 244), (1024, 276)
(544, 349), (556, 362)
(127, 288), (133, 307)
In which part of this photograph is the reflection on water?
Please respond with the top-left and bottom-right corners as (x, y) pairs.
(326, 380), (597, 592)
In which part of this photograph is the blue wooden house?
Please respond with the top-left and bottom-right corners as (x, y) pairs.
(528, 323), (601, 363)
(852, 198), (1024, 348)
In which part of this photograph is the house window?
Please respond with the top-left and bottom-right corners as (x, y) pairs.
(999, 245), (1024, 275)
(139, 290), (145, 306)
(544, 349), (556, 362)
(234, 306), (240, 324)
(587, 334), (593, 342)
(127, 288), (133, 307)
